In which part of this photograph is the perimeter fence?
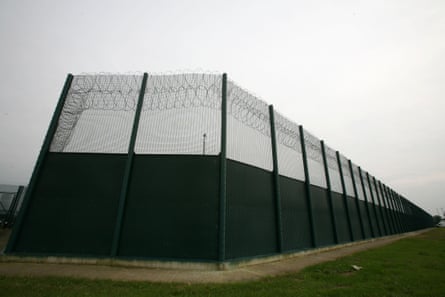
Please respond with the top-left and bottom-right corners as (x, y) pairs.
(6, 73), (433, 262)
(0, 186), (26, 228)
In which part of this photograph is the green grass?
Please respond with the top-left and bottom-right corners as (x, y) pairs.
(1, 229), (444, 297)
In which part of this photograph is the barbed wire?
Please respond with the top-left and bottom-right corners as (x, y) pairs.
(303, 129), (323, 163)
(324, 144), (339, 171)
(143, 74), (222, 111)
(274, 111), (301, 152)
(227, 80), (271, 137)
(339, 154), (351, 177)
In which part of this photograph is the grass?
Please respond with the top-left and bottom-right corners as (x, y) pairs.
(0, 229), (444, 297)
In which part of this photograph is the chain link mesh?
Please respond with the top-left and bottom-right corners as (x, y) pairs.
(274, 110), (304, 180)
(226, 80), (272, 171)
(303, 129), (326, 188)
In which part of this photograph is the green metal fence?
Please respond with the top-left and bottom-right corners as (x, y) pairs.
(6, 73), (434, 262)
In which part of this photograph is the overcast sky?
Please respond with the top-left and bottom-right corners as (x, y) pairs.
(0, 0), (444, 215)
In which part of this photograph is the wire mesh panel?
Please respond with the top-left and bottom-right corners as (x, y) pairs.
(376, 181), (385, 208)
(303, 129), (326, 188)
(274, 110), (304, 181)
(351, 163), (365, 200)
(361, 170), (373, 203)
(368, 175), (380, 206)
(0, 193), (14, 215)
(50, 74), (143, 153)
(226, 80), (273, 171)
(339, 154), (354, 197)
(135, 74), (222, 155)
(324, 144), (342, 193)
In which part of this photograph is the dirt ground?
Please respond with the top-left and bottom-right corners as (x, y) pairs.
(0, 229), (430, 283)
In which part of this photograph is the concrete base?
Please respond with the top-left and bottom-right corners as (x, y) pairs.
(1, 229), (431, 271)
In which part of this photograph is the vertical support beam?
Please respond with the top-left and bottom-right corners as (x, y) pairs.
(218, 73), (228, 262)
(6, 74), (74, 253)
(358, 167), (375, 238)
(366, 173), (382, 237)
(111, 73), (148, 257)
(269, 105), (283, 252)
(336, 152), (353, 241)
(299, 126), (316, 247)
(372, 177), (388, 236)
(378, 182), (395, 234)
(320, 141), (338, 244)
(349, 160), (365, 239)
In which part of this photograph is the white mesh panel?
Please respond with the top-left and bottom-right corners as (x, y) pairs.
(340, 154), (355, 197)
(50, 74), (142, 153)
(324, 144), (342, 193)
(352, 163), (365, 201)
(304, 129), (326, 188)
(226, 81), (273, 171)
(135, 74), (222, 155)
(274, 110), (304, 181)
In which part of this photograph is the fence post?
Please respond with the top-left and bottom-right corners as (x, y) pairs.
(218, 73), (228, 262)
(337, 152), (354, 241)
(320, 141), (338, 244)
(373, 178), (388, 236)
(5, 74), (73, 253)
(269, 105), (283, 252)
(349, 160), (365, 239)
(299, 126), (316, 247)
(366, 173), (382, 237)
(111, 73), (148, 257)
(358, 167), (375, 238)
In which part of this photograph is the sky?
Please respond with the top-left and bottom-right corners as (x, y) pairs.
(0, 0), (444, 215)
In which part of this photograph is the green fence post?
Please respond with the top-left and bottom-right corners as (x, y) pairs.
(320, 141), (339, 244)
(268, 105), (283, 253)
(349, 160), (365, 239)
(218, 73), (228, 262)
(366, 172), (382, 237)
(5, 74), (73, 253)
(111, 73), (148, 257)
(337, 152), (353, 241)
(299, 126), (316, 247)
(373, 178), (389, 236)
(358, 167), (375, 238)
